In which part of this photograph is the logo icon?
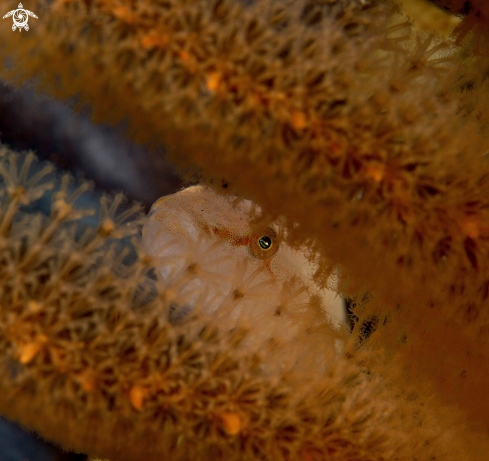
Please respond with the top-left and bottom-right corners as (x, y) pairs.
(3, 3), (38, 32)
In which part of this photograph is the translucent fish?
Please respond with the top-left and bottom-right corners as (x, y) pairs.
(142, 186), (346, 342)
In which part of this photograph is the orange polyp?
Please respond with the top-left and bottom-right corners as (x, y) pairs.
(18, 336), (47, 364)
(141, 33), (169, 50)
(291, 110), (307, 130)
(206, 72), (222, 92)
(365, 164), (385, 183)
(79, 375), (96, 392)
(460, 220), (480, 239)
(218, 412), (242, 435)
(179, 51), (191, 63)
(112, 6), (137, 24)
(130, 385), (147, 411)
(19, 343), (42, 364)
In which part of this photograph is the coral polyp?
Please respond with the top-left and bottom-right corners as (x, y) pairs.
(1, 0), (489, 459)
(0, 148), (469, 461)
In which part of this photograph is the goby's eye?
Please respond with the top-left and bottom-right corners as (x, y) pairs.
(249, 227), (279, 259)
(258, 236), (272, 250)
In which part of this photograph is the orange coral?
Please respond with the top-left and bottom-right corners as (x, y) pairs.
(0, 147), (479, 460)
(1, 0), (489, 459)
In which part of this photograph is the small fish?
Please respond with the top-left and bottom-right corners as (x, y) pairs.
(142, 186), (345, 339)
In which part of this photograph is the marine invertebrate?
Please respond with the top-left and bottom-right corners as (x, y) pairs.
(1, 0), (489, 459)
(430, 0), (489, 53)
(0, 147), (474, 461)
